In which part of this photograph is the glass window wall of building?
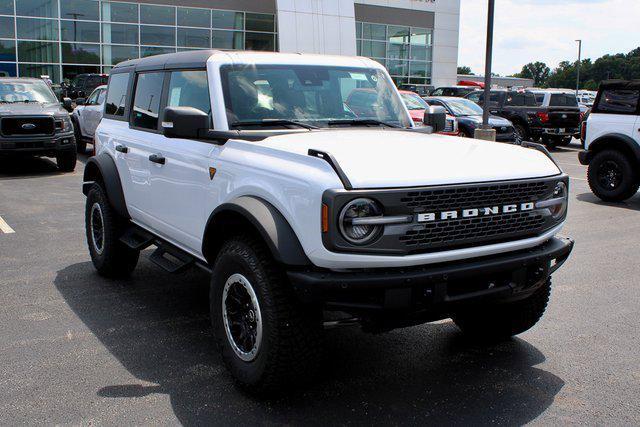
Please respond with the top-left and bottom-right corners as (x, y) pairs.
(0, 0), (278, 83)
(356, 21), (433, 87)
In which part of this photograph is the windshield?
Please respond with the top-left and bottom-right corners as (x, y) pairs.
(221, 64), (411, 128)
(400, 92), (429, 110)
(444, 98), (484, 116)
(0, 80), (59, 103)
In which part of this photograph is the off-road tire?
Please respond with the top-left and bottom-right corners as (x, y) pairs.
(85, 183), (139, 278)
(74, 122), (86, 154)
(56, 149), (77, 172)
(210, 234), (323, 395)
(513, 123), (528, 143)
(587, 149), (639, 202)
(453, 279), (551, 342)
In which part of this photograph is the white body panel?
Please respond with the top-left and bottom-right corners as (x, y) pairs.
(585, 113), (640, 150)
(72, 85), (106, 139)
(95, 51), (565, 270)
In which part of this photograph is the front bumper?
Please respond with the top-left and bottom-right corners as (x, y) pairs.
(289, 236), (573, 315)
(0, 132), (75, 154)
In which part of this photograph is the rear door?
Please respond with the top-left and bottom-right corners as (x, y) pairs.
(145, 69), (213, 252)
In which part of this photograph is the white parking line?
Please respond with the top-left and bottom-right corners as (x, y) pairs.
(0, 215), (15, 234)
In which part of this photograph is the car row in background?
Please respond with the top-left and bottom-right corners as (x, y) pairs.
(398, 90), (458, 135)
(465, 89), (580, 147)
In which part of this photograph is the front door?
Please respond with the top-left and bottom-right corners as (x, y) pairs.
(145, 70), (213, 253)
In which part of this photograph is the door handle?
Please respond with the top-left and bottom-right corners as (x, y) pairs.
(115, 144), (128, 153)
(148, 153), (165, 165)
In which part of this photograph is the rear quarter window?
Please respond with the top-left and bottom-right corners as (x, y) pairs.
(104, 72), (131, 118)
(594, 89), (640, 114)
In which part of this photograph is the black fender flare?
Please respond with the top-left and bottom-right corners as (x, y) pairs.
(82, 153), (130, 219)
(588, 133), (640, 163)
(202, 196), (311, 267)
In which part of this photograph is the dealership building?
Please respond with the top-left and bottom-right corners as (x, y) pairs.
(0, 0), (460, 87)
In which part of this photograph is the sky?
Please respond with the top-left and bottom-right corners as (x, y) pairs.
(458, 0), (640, 76)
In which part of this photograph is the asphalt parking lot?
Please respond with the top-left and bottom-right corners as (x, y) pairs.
(1, 141), (639, 425)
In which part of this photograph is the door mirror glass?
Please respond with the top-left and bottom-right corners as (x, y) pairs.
(423, 105), (447, 133)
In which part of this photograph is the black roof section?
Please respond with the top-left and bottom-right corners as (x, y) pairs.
(111, 50), (222, 73)
(599, 80), (640, 91)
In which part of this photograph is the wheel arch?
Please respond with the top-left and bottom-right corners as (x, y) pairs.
(82, 153), (130, 219)
(589, 133), (640, 167)
(202, 196), (311, 267)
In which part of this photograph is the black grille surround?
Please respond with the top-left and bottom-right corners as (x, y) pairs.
(322, 175), (568, 256)
(1, 116), (55, 137)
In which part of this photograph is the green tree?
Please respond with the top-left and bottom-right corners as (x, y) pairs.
(515, 62), (550, 87)
(457, 66), (474, 75)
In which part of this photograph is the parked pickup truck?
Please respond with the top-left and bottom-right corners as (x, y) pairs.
(83, 51), (573, 393)
(466, 89), (581, 147)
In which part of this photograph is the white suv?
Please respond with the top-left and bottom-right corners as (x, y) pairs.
(71, 85), (106, 153)
(580, 80), (640, 201)
(82, 51), (573, 393)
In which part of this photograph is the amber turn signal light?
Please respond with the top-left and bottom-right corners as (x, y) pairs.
(321, 204), (329, 233)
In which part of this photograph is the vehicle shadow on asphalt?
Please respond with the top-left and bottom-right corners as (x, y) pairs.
(0, 153), (88, 178)
(576, 192), (640, 211)
(55, 260), (564, 426)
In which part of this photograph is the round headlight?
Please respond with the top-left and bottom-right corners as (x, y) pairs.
(551, 181), (568, 218)
(339, 198), (382, 245)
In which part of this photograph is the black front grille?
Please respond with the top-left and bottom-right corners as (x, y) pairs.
(1, 117), (55, 136)
(400, 181), (552, 211)
(323, 177), (564, 256)
(397, 180), (555, 253)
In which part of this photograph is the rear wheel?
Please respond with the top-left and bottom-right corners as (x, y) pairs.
(56, 149), (77, 172)
(513, 123), (528, 143)
(85, 183), (139, 277)
(587, 149), (639, 202)
(453, 279), (551, 342)
(210, 235), (323, 394)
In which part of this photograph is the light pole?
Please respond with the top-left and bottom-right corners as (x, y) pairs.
(475, 0), (496, 141)
(575, 39), (582, 94)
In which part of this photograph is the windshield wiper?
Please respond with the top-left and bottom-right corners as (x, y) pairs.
(230, 119), (318, 130)
(327, 119), (399, 128)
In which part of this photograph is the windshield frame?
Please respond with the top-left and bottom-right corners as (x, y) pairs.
(0, 80), (59, 104)
(219, 63), (412, 130)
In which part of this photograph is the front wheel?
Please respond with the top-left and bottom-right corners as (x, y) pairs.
(587, 149), (639, 202)
(56, 149), (77, 172)
(85, 184), (139, 277)
(210, 235), (322, 394)
(453, 279), (551, 342)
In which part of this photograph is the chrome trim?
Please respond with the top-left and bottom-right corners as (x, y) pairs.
(348, 215), (413, 226)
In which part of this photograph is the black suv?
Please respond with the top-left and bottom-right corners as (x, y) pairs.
(62, 73), (108, 100)
(0, 78), (77, 171)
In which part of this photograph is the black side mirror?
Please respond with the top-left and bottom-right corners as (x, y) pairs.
(62, 97), (73, 112)
(162, 106), (210, 138)
(423, 105), (447, 133)
(75, 97), (86, 106)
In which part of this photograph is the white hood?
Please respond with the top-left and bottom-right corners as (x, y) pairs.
(256, 129), (561, 189)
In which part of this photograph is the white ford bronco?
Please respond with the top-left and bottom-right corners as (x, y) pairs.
(83, 51), (573, 393)
(579, 80), (640, 201)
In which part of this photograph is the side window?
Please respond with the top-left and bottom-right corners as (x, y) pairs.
(86, 89), (100, 105)
(505, 93), (525, 107)
(166, 70), (211, 116)
(467, 92), (481, 103)
(131, 72), (165, 130)
(594, 89), (639, 114)
(104, 73), (130, 117)
(97, 89), (106, 104)
(431, 89), (443, 96)
(525, 94), (537, 106)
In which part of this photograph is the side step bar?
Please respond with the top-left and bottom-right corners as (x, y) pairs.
(120, 225), (200, 274)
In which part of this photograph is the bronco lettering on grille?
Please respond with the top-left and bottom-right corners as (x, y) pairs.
(416, 202), (535, 222)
